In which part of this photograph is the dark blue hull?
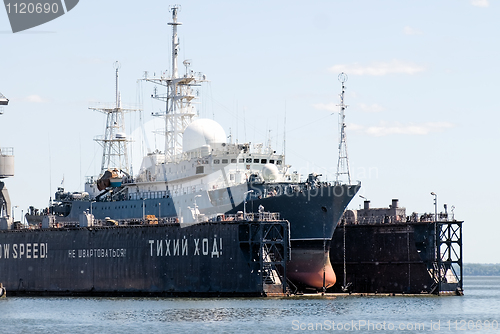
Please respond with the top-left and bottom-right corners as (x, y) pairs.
(64, 183), (359, 241)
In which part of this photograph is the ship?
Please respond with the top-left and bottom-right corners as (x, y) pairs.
(21, 6), (360, 292)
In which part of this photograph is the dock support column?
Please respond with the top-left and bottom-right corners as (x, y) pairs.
(432, 221), (463, 295)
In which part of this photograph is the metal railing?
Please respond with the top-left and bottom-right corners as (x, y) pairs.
(343, 211), (454, 225)
(218, 212), (281, 222)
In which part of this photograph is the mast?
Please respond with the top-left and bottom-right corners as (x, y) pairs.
(115, 60), (120, 108)
(170, 5), (180, 79)
(142, 5), (205, 162)
(335, 72), (351, 185)
(92, 62), (140, 175)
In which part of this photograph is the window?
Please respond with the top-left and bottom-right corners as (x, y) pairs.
(222, 159), (228, 164)
(254, 159), (259, 163)
(261, 159), (267, 164)
(231, 159), (237, 163)
(270, 159), (275, 164)
(214, 159), (220, 164)
(246, 158), (252, 163)
(239, 158), (244, 163)
(277, 160), (282, 165)
(196, 166), (204, 174)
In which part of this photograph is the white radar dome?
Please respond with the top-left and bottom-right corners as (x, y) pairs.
(183, 118), (227, 152)
(262, 163), (281, 182)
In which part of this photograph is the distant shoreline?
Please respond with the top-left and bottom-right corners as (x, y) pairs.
(464, 263), (500, 276)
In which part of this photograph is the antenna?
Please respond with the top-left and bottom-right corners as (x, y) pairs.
(141, 6), (202, 162)
(169, 5), (182, 79)
(183, 59), (191, 76)
(335, 72), (351, 184)
(92, 62), (140, 175)
(114, 61), (121, 108)
(267, 129), (272, 154)
(283, 102), (287, 164)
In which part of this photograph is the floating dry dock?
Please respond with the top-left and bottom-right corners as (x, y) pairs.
(329, 199), (463, 295)
(0, 213), (290, 297)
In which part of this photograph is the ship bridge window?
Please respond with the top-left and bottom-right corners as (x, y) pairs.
(222, 159), (228, 164)
(231, 158), (237, 163)
(239, 158), (244, 163)
(246, 158), (252, 163)
(254, 159), (259, 163)
(270, 159), (275, 164)
(261, 159), (267, 164)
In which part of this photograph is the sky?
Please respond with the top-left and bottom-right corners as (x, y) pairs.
(1, 0), (499, 263)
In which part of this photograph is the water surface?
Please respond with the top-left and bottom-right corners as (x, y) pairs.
(0, 276), (498, 333)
